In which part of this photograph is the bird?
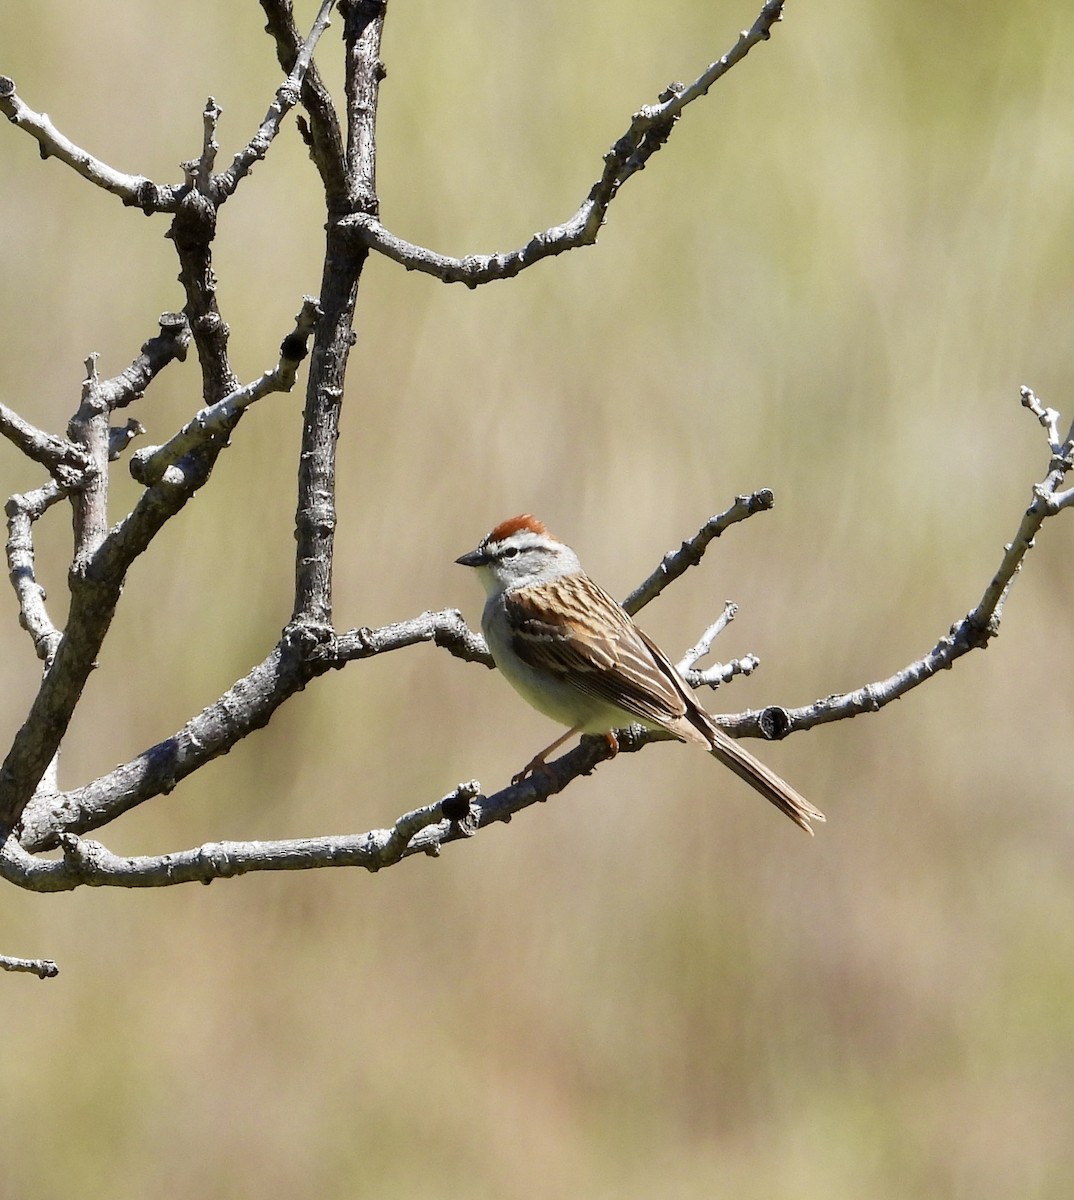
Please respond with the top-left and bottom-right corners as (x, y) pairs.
(456, 514), (824, 833)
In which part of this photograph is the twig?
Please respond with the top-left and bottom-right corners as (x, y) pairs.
(673, 602), (760, 688)
(0, 952), (59, 979)
(677, 600), (738, 671)
(129, 298), (320, 486)
(0, 76), (180, 213)
(1020, 385), (1064, 454)
(344, 0), (788, 284)
(108, 419), (147, 462)
(217, 0), (337, 200)
(5, 481), (66, 664)
(259, 0), (348, 205)
(623, 491), (775, 614)
(720, 386), (1074, 740)
(0, 404), (90, 485)
(684, 654), (761, 691)
(96, 313), (192, 413)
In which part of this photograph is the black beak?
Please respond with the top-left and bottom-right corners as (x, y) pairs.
(455, 547), (487, 568)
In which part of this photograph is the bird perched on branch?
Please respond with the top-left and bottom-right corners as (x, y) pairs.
(457, 514), (823, 833)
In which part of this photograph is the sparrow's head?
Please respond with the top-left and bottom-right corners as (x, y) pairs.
(456, 514), (582, 594)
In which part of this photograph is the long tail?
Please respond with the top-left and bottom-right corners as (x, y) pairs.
(706, 724), (825, 834)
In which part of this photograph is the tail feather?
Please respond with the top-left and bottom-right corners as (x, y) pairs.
(706, 724), (825, 835)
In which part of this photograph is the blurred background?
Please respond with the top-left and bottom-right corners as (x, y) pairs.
(3, 1), (1074, 1196)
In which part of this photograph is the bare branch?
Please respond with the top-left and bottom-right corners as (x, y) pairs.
(11, 378), (1074, 885)
(291, 3), (387, 628)
(345, 0), (788, 284)
(342, 0), (388, 212)
(1020, 385), (1067, 455)
(99, 313), (192, 412)
(5, 2), (1070, 901)
(108, 419), (147, 462)
(0, 952), (59, 979)
(5, 481), (66, 664)
(623, 490), (775, 615)
(1050, 485), (1074, 512)
(17, 375), (1072, 874)
(129, 298), (320, 486)
(0, 0), (332, 215)
(673, 602), (762, 689)
(216, 0), (337, 200)
(677, 600), (738, 671)
(720, 386), (1074, 740)
(0, 403), (90, 484)
(333, 609), (493, 668)
(18, 608), (489, 852)
(259, 0), (348, 205)
(194, 97), (223, 186)
(686, 654), (761, 690)
(0, 76), (180, 213)
(68, 355), (113, 564)
(0, 306), (316, 833)
(4, 782), (485, 892)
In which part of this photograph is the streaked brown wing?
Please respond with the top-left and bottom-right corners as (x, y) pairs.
(504, 576), (690, 726)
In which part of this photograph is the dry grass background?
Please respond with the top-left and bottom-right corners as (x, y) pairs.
(2, 1), (1074, 1196)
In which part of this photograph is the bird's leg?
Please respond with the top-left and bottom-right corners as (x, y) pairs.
(512, 728), (620, 785)
(512, 726), (582, 785)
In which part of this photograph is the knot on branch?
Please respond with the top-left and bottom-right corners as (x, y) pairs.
(958, 613), (995, 651)
(166, 187), (218, 246)
(58, 833), (105, 884)
(757, 705), (793, 740)
(283, 619), (337, 666)
(440, 780), (481, 828)
(129, 179), (168, 215)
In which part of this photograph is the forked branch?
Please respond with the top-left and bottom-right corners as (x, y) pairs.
(0, 304), (320, 834)
(0, 0), (335, 214)
(344, 0), (789, 285)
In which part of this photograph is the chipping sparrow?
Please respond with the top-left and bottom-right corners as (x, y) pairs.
(456, 514), (824, 833)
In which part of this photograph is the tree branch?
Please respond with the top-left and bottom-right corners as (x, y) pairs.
(291, 0), (386, 628)
(15, 385), (1071, 877)
(3, 782), (487, 892)
(130, 299), (320, 486)
(0, 1), (333, 217)
(719, 386), (1074, 740)
(3, 4), (1069, 932)
(623, 490), (775, 615)
(259, 0), (348, 206)
(215, 0), (337, 201)
(0, 76), (179, 212)
(343, 0), (788, 285)
(0, 952), (59, 980)
(0, 307), (317, 833)
(18, 608), (487, 852)
(5, 481), (65, 665)
(0, 405), (90, 485)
